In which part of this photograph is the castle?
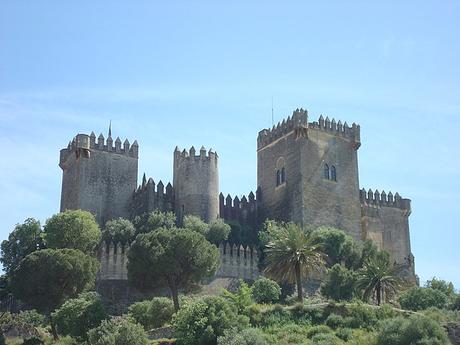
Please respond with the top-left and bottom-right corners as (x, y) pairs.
(59, 108), (416, 285)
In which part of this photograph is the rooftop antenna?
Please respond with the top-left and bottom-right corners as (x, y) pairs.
(271, 96), (274, 126)
(108, 120), (112, 137)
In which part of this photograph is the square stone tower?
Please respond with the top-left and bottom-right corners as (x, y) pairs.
(257, 109), (362, 240)
(59, 132), (138, 226)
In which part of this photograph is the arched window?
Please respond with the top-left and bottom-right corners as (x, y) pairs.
(276, 170), (281, 186)
(331, 165), (337, 181)
(281, 167), (286, 183)
(324, 164), (330, 180)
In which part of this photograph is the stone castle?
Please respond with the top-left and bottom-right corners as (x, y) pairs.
(59, 108), (416, 285)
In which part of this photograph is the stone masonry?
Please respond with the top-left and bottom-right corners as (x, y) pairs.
(60, 108), (416, 283)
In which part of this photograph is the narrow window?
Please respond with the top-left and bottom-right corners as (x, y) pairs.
(281, 167), (286, 183)
(331, 165), (337, 181)
(324, 164), (330, 180)
(276, 170), (281, 186)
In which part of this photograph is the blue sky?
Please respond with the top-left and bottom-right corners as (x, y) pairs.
(0, 1), (459, 287)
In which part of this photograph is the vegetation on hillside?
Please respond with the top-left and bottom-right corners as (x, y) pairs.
(0, 213), (458, 345)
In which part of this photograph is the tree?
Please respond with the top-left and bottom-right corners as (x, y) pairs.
(321, 264), (357, 301)
(52, 292), (107, 341)
(128, 228), (219, 310)
(222, 280), (253, 314)
(44, 210), (101, 254)
(87, 316), (148, 345)
(263, 223), (326, 302)
(133, 211), (176, 234)
(311, 227), (361, 269)
(183, 215), (209, 235)
(251, 277), (281, 304)
(128, 297), (175, 330)
(355, 252), (400, 305)
(425, 277), (456, 302)
(173, 296), (249, 345)
(398, 287), (449, 311)
(206, 219), (231, 245)
(102, 218), (135, 244)
(0, 218), (45, 274)
(10, 248), (99, 315)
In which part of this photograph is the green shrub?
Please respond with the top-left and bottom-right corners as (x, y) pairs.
(217, 328), (268, 345)
(128, 297), (174, 330)
(398, 287), (448, 311)
(22, 337), (43, 345)
(320, 264), (357, 301)
(452, 294), (460, 310)
(222, 280), (253, 314)
(173, 296), (249, 345)
(376, 314), (449, 345)
(306, 325), (333, 338)
(87, 316), (148, 345)
(52, 292), (107, 341)
(262, 322), (312, 345)
(335, 327), (352, 341)
(325, 314), (344, 329)
(310, 332), (342, 345)
(251, 278), (281, 304)
(46, 337), (78, 345)
(344, 302), (377, 329)
(18, 310), (46, 327)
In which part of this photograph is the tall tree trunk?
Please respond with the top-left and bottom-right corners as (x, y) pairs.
(376, 282), (381, 306)
(295, 262), (303, 302)
(49, 313), (58, 340)
(170, 284), (180, 311)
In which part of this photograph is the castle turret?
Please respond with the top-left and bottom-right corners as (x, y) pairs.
(173, 146), (219, 223)
(59, 131), (138, 225)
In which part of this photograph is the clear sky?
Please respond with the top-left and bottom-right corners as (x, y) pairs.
(0, 1), (459, 287)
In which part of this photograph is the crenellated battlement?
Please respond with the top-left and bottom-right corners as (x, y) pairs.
(309, 115), (361, 149)
(215, 242), (260, 280)
(219, 189), (260, 221)
(360, 188), (411, 215)
(131, 174), (174, 216)
(98, 241), (130, 280)
(60, 132), (138, 167)
(257, 108), (308, 150)
(174, 146), (218, 161)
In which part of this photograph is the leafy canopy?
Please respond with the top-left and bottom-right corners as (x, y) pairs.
(355, 252), (400, 305)
(251, 277), (281, 304)
(87, 316), (148, 345)
(44, 210), (101, 254)
(102, 218), (135, 244)
(398, 286), (449, 311)
(263, 222), (326, 301)
(128, 228), (219, 310)
(10, 248), (99, 314)
(321, 264), (357, 301)
(173, 296), (249, 345)
(0, 218), (45, 274)
(133, 211), (176, 234)
(128, 296), (175, 330)
(52, 292), (107, 341)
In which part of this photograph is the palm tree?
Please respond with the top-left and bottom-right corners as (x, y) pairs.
(355, 252), (400, 305)
(263, 223), (326, 302)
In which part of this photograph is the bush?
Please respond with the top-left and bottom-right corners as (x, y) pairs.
(251, 278), (281, 304)
(344, 302), (377, 329)
(102, 218), (135, 244)
(310, 332), (342, 345)
(398, 287), (448, 311)
(22, 337), (43, 345)
(18, 310), (46, 327)
(325, 314), (344, 329)
(207, 219), (231, 245)
(52, 292), (107, 340)
(217, 328), (268, 345)
(87, 316), (148, 345)
(376, 314), (449, 345)
(173, 296), (249, 345)
(306, 325), (333, 338)
(320, 264), (357, 301)
(335, 327), (352, 341)
(128, 297), (175, 330)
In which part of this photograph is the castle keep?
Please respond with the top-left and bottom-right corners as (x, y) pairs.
(59, 108), (415, 283)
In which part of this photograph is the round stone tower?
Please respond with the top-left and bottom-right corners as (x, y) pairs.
(173, 146), (219, 223)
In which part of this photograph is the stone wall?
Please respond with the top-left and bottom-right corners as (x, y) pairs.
(173, 146), (219, 223)
(59, 133), (138, 225)
(130, 175), (174, 217)
(360, 188), (415, 278)
(216, 242), (260, 280)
